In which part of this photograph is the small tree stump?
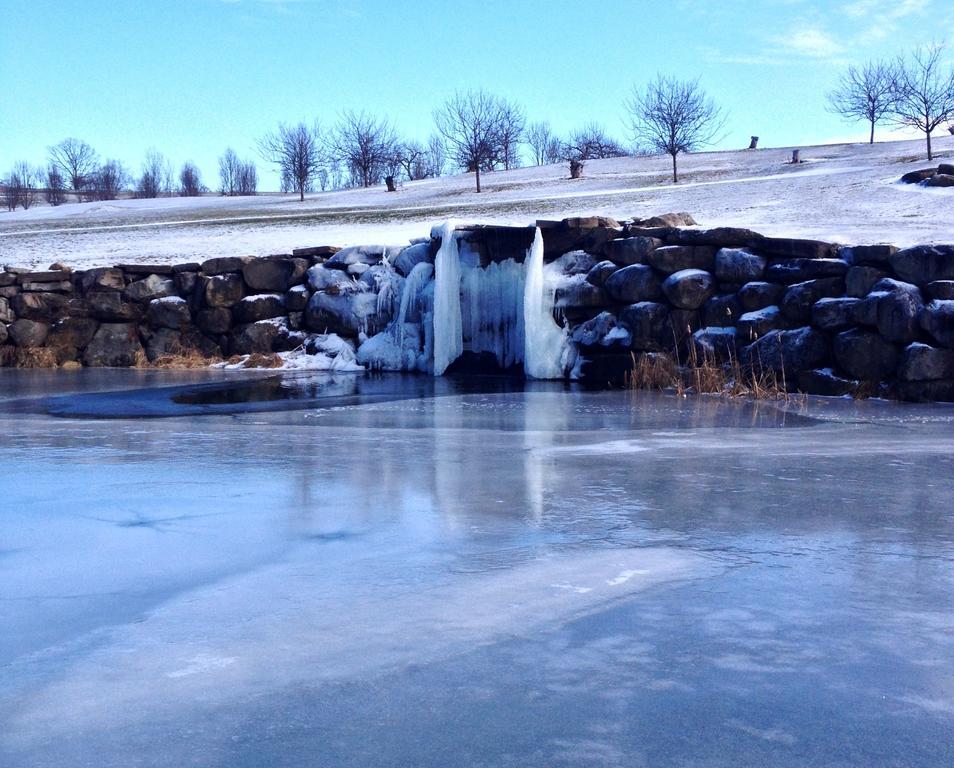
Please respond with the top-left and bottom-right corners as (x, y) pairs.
(748, 136), (759, 150)
(385, 175), (396, 192)
(569, 159), (584, 179)
(791, 149), (801, 164)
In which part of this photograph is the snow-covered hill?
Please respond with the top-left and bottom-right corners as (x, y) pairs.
(1, 136), (952, 269)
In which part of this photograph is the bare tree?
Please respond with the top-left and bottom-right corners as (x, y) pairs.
(627, 75), (726, 183)
(527, 121), (556, 165)
(827, 60), (897, 144)
(3, 163), (40, 210)
(395, 140), (426, 180)
(426, 134), (446, 177)
(258, 121), (323, 201)
(332, 111), (397, 189)
(136, 149), (173, 198)
(562, 122), (628, 161)
(219, 148), (240, 196)
(45, 165), (67, 206)
(497, 99), (526, 170)
(83, 160), (129, 201)
(179, 162), (202, 196)
(890, 44), (954, 161)
(48, 138), (98, 192)
(434, 90), (506, 192)
(237, 161), (257, 196)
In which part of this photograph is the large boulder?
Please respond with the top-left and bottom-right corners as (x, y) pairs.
(585, 260), (618, 287)
(242, 258), (295, 292)
(780, 278), (845, 323)
(738, 281), (785, 311)
(604, 237), (662, 266)
(324, 244), (400, 271)
(306, 265), (357, 293)
(83, 323), (143, 367)
(85, 291), (141, 322)
(713, 248), (766, 283)
(737, 306), (783, 341)
(147, 296), (191, 330)
(839, 244), (897, 268)
(667, 227), (764, 249)
(926, 281), (954, 301)
(619, 302), (670, 351)
(196, 307), (232, 336)
(0, 297), (13, 324)
(304, 290), (384, 337)
(812, 297), (862, 331)
(661, 269), (715, 310)
(646, 245), (716, 274)
(200, 256), (251, 275)
(919, 300), (954, 348)
(833, 329), (899, 381)
(78, 267), (126, 292)
(798, 368), (859, 397)
(123, 274), (176, 303)
(890, 245), (954, 285)
(873, 280), (923, 344)
(702, 294), (743, 327)
(232, 294), (286, 325)
(604, 265), (662, 303)
(203, 274), (245, 308)
(8, 319), (49, 347)
(691, 327), (737, 362)
(285, 285), (310, 312)
(900, 168), (937, 184)
(898, 342), (954, 381)
(392, 243), (433, 277)
(47, 317), (99, 360)
(846, 266), (888, 298)
(11, 292), (68, 323)
(756, 238), (837, 260)
(924, 174), (954, 188)
(570, 312), (629, 351)
(765, 258), (848, 284)
(741, 327), (829, 374)
(228, 320), (297, 355)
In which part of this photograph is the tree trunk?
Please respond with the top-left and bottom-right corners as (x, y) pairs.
(671, 153), (678, 183)
(385, 176), (396, 192)
(475, 164), (481, 193)
(748, 136), (759, 150)
(870, 120), (875, 145)
(299, 185), (304, 202)
(927, 130), (933, 161)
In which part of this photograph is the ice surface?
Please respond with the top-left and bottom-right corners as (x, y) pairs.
(3, 374), (954, 766)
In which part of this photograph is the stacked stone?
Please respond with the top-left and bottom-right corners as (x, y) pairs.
(547, 217), (954, 402)
(0, 246), (343, 367)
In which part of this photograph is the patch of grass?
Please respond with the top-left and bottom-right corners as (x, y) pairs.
(14, 347), (60, 368)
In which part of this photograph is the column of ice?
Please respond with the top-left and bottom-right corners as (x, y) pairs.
(432, 222), (463, 376)
(523, 228), (569, 379)
(460, 259), (526, 369)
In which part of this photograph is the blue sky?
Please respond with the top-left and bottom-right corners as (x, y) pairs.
(2, 0), (951, 189)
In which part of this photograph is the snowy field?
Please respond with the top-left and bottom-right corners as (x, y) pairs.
(1, 136), (952, 270)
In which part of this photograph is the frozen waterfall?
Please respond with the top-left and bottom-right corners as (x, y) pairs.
(523, 228), (570, 379)
(433, 223), (463, 376)
(356, 222), (569, 379)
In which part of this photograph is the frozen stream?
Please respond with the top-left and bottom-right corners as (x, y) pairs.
(1, 370), (953, 766)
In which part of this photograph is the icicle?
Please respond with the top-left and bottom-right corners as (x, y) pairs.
(433, 222), (462, 376)
(523, 228), (569, 379)
(460, 259), (526, 369)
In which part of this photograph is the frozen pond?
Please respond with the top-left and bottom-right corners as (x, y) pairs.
(1, 370), (953, 766)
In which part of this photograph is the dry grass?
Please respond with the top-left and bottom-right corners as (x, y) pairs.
(627, 345), (799, 402)
(224, 353), (283, 369)
(144, 349), (224, 369)
(14, 347), (60, 368)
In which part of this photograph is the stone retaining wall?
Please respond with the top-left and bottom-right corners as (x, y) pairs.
(2, 213), (954, 402)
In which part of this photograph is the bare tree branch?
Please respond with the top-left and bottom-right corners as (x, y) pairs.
(827, 60), (897, 144)
(890, 44), (954, 161)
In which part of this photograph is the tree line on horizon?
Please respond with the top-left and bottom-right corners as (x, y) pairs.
(3, 43), (953, 212)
